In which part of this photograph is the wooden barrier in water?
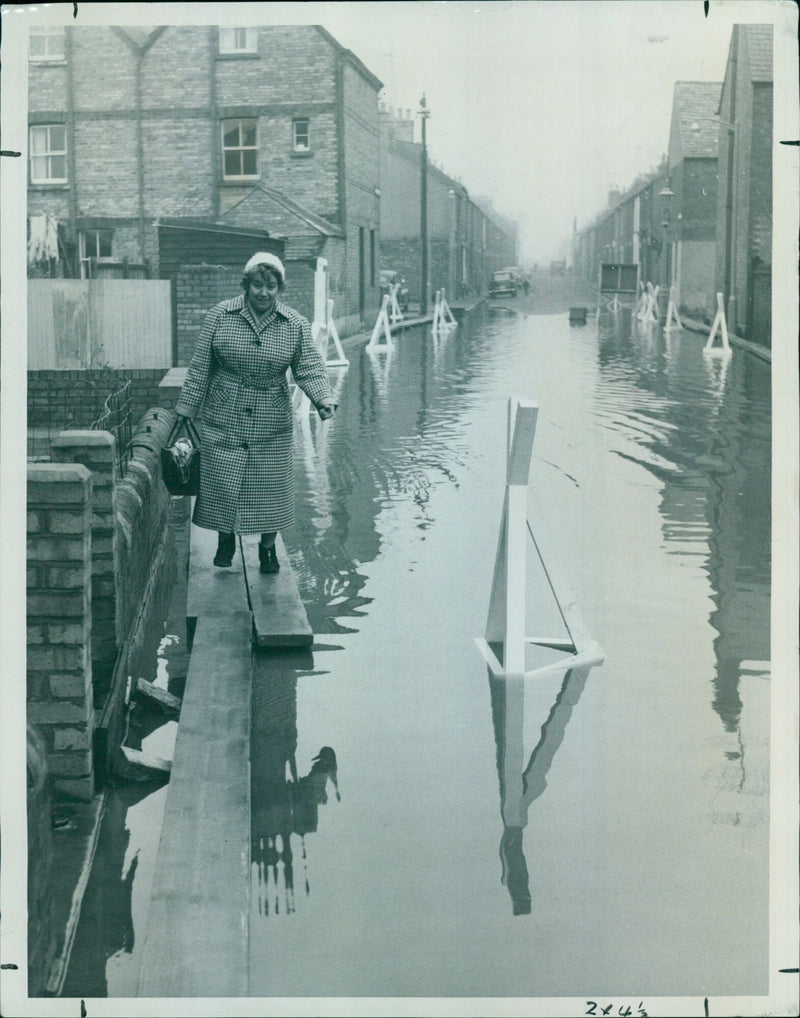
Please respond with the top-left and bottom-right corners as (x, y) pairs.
(636, 282), (660, 324)
(663, 285), (683, 334)
(474, 398), (605, 679)
(704, 291), (732, 356)
(432, 288), (457, 336)
(388, 282), (405, 324)
(367, 294), (395, 352)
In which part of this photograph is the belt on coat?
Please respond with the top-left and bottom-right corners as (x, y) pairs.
(215, 367), (285, 392)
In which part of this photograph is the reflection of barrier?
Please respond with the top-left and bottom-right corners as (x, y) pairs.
(474, 398), (605, 680)
(704, 291), (732, 356)
(432, 288), (457, 336)
(366, 344), (393, 398)
(367, 294), (395, 352)
(388, 282), (405, 324)
(490, 663), (595, 914)
(663, 285), (683, 333)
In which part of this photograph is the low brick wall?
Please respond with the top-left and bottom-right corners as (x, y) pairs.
(115, 409), (174, 648)
(27, 463), (95, 801)
(28, 369), (178, 432)
(27, 409), (177, 800)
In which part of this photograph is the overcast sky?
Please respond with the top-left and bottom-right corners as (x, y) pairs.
(306, 1), (755, 262)
(14, 1), (790, 262)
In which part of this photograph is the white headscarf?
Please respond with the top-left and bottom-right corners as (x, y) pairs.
(243, 251), (285, 282)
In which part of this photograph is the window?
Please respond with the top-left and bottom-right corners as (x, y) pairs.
(292, 119), (310, 153)
(218, 27), (257, 54)
(78, 229), (113, 278)
(29, 125), (67, 184)
(221, 119), (259, 180)
(29, 26), (65, 61)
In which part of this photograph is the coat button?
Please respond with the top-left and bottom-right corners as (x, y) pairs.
(254, 339), (261, 346)
(242, 442), (249, 450)
(245, 407), (253, 415)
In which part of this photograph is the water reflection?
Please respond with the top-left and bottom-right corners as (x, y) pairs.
(593, 309), (770, 741)
(489, 665), (593, 916)
(250, 651), (340, 917)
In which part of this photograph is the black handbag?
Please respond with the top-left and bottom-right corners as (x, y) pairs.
(160, 415), (201, 496)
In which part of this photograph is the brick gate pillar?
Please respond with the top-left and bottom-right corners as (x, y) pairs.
(50, 431), (118, 699)
(27, 463), (94, 801)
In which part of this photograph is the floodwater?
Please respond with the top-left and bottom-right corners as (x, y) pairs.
(249, 303), (771, 998)
(64, 296), (771, 1000)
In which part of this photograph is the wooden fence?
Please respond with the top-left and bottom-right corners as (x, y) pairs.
(28, 279), (172, 370)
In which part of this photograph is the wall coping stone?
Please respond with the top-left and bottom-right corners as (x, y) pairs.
(51, 431), (116, 450)
(28, 463), (92, 485)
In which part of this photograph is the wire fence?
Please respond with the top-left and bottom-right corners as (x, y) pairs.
(91, 379), (133, 476)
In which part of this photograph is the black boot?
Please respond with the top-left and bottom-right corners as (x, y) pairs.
(258, 541), (279, 574)
(213, 532), (235, 567)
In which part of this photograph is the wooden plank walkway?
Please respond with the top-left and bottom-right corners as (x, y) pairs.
(186, 518), (249, 644)
(241, 534), (313, 648)
(137, 611), (252, 997)
(139, 512), (316, 994)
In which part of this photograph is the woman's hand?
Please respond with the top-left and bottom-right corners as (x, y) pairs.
(317, 402), (337, 421)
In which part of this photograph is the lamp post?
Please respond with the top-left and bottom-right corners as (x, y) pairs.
(658, 181), (674, 312)
(418, 93), (430, 315)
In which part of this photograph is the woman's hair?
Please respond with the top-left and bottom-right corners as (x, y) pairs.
(241, 262), (284, 292)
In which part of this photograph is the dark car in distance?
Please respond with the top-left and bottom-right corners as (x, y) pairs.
(380, 270), (410, 312)
(489, 269), (518, 298)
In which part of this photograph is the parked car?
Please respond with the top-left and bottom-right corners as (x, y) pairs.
(549, 259), (567, 275)
(380, 270), (410, 312)
(489, 270), (518, 298)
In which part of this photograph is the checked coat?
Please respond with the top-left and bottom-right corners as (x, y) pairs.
(175, 295), (333, 534)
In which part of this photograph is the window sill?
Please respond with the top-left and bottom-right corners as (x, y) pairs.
(216, 52), (260, 60)
(219, 178), (261, 187)
(290, 150), (314, 159)
(30, 182), (69, 190)
(29, 58), (67, 66)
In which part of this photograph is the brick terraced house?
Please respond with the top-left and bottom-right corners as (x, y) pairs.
(27, 23), (383, 347)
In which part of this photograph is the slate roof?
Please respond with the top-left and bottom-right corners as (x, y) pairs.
(218, 185), (341, 261)
(742, 23), (773, 82)
(674, 81), (723, 159)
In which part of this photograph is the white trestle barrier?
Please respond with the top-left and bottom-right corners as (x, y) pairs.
(474, 398), (605, 680)
(367, 294), (395, 351)
(663, 285), (683, 334)
(325, 298), (349, 367)
(432, 288), (457, 337)
(704, 291), (732, 356)
(636, 282), (659, 323)
(388, 283), (404, 324)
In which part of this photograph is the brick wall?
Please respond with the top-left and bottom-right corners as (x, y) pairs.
(679, 159), (718, 241)
(28, 369), (177, 431)
(27, 463), (94, 801)
(175, 260), (340, 366)
(50, 433), (118, 699)
(176, 264), (242, 365)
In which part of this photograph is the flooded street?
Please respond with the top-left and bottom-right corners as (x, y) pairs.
(64, 293), (771, 1000)
(250, 300), (771, 997)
